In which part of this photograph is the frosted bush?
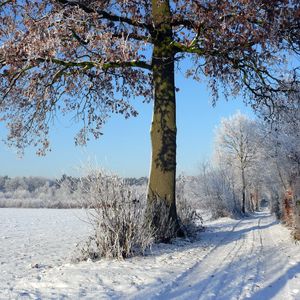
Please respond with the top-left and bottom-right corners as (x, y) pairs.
(76, 169), (154, 260)
(190, 165), (243, 220)
(176, 175), (204, 236)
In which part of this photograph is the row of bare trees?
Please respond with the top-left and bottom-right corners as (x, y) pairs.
(205, 105), (300, 238)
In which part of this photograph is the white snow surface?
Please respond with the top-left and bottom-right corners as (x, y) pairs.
(0, 208), (300, 300)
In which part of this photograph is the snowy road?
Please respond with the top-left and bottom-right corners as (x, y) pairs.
(1, 209), (300, 299)
(146, 212), (300, 300)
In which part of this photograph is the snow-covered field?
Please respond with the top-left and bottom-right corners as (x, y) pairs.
(1, 209), (300, 300)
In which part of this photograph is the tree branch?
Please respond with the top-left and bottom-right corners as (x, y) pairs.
(0, 0), (13, 8)
(172, 41), (206, 55)
(103, 60), (152, 70)
(38, 57), (152, 71)
(171, 18), (197, 29)
(112, 32), (152, 43)
(57, 0), (153, 31)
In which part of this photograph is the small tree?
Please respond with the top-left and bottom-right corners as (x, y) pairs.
(0, 1), (299, 237)
(193, 163), (241, 219)
(214, 112), (261, 213)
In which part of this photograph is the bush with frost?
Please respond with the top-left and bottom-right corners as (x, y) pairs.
(176, 175), (204, 236)
(74, 169), (204, 260)
(76, 169), (154, 259)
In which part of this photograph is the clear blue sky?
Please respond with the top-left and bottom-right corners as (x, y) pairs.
(0, 72), (254, 178)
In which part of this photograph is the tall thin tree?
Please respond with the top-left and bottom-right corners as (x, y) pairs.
(214, 113), (261, 214)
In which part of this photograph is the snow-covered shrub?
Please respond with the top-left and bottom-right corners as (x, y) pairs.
(141, 176), (204, 243)
(176, 175), (203, 236)
(191, 164), (242, 220)
(76, 169), (154, 260)
(141, 199), (172, 242)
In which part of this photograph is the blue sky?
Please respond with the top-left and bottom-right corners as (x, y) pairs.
(0, 72), (254, 178)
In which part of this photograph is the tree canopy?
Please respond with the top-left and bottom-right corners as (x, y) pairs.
(0, 0), (299, 154)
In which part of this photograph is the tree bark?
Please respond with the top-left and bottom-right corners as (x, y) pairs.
(147, 0), (182, 239)
(293, 176), (300, 240)
(254, 188), (259, 211)
(242, 168), (246, 214)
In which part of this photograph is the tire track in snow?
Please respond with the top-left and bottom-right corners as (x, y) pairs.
(249, 216), (265, 294)
(214, 222), (256, 299)
(239, 212), (297, 300)
(237, 215), (265, 299)
(199, 216), (266, 300)
(198, 227), (247, 300)
(131, 219), (244, 300)
(146, 218), (247, 300)
(259, 213), (294, 300)
(144, 213), (276, 300)
(133, 213), (293, 300)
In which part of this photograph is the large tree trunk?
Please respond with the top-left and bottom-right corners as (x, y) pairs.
(147, 0), (182, 240)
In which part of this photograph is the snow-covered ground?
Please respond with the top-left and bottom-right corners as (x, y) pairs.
(1, 208), (300, 300)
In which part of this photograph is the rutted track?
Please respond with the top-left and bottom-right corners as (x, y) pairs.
(154, 219), (245, 300)
(135, 211), (297, 300)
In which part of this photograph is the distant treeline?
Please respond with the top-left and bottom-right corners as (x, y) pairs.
(0, 175), (148, 208)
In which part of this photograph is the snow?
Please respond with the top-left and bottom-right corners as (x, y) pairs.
(1, 208), (300, 299)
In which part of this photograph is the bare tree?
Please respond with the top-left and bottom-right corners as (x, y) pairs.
(261, 97), (300, 237)
(0, 0), (299, 237)
(214, 112), (261, 213)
